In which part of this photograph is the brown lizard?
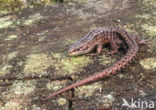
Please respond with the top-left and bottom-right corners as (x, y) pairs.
(42, 27), (148, 101)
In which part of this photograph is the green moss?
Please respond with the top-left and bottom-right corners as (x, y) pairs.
(0, 64), (12, 76)
(24, 54), (53, 76)
(23, 52), (92, 77)
(101, 94), (114, 107)
(0, 100), (22, 110)
(140, 58), (156, 69)
(103, 94), (114, 101)
(0, 51), (18, 75)
(0, 80), (36, 110)
(5, 35), (18, 41)
(23, 13), (43, 26)
(52, 53), (62, 59)
(117, 74), (124, 79)
(142, 25), (156, 35)
(1, 51), (18, 63)
(0, 10), (10, 15)
(36, 30), (50, 42)
(23, 19), (33, 25)
(9, 80), (36, 95)
(0, 17), (13, 28)
(75, 82), (102, 98)
(147, 37), (156, 53)
(141, 24), (156, 53)
(53, 53), (93, 75)
(57, 98), (67, 106)
(135, 14), (151, 19)
(0, 0), (22, 11)
(7, 51), (18, 60)
(32, 105), (41, 110)
(49, 0), (56, 5)
(136, 4), (156, 53)
(141, 0), (156, 7)
(99, 54), (116, 66)
(38, 36), (45, 42)
(46, 80), (67, 91)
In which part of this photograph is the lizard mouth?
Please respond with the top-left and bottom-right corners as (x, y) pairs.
(68, 51), (75, 56)
(68, 47), (93, 56)
(68, 50), (82, 56)
(68, 43), (95, 56)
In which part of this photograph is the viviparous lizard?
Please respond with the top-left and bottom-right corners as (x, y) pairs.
(42, 27), (147, 101)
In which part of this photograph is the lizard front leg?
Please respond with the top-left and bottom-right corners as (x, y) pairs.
(97, 44), (103, 54)
(88, 44), (103, 56)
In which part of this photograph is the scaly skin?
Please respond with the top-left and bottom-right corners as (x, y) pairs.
(42, 27), (146, 101)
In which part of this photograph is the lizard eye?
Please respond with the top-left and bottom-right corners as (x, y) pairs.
(77, 48), (80, 51)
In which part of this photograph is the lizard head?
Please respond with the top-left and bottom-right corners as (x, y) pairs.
(68, 28), (102, 56)
(68, 32), (97, 56)
(68, 40), (94, 56)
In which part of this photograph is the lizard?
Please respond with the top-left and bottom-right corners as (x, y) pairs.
(42, 27), (148, 101)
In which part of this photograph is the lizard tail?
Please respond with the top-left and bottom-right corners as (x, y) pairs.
(42, 69), (110, 101)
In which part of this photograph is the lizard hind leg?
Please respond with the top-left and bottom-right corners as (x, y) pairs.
(106, 39), (121, 55)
